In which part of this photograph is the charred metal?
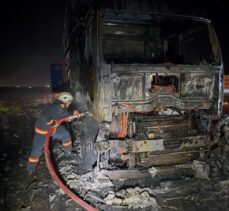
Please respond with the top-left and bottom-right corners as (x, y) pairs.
(63, 0), (226, 209)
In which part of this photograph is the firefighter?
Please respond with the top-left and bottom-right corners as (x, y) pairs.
(27, 91), (77, 176)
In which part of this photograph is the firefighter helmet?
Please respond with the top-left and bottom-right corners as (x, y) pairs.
(58, 92), (73, 103)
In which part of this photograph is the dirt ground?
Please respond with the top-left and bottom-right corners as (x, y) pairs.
(1, 87), (229, 211)
(0, 88), (81, 211)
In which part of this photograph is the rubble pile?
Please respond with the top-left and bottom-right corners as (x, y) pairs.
(104, 187), (157, 209)
(51, 139), (229, 210)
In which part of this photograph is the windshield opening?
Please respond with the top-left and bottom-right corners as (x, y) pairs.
(103, 14), (216, 65)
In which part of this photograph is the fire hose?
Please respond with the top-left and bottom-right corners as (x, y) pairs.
(44, 113), (98, 211)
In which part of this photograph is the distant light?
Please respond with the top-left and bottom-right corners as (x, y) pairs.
(45, 85), (50, 88)
(28, 86), (32, 89)
(105, 23), (117, 26)
(16, 85), (20, 88)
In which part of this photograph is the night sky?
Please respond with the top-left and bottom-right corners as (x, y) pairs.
(0, 0), (65, 87)
(0, 0), (228, 87)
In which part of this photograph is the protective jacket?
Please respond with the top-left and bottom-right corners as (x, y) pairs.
(35, 100), (69, 131)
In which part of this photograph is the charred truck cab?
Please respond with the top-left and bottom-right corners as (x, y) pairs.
(64, 1), (225, 182)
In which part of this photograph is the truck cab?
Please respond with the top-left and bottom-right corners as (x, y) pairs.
(64, 1), (224, 179)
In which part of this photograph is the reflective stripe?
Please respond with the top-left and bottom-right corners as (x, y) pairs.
(63, 140), (72, 147)
(28, 157), (39, 163)
(35, 127), (48, 135)
(47, 119), (54, 125)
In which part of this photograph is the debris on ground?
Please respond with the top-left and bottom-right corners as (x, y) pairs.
(1, 88), (229, 211)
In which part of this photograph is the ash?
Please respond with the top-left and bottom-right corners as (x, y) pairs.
(1, 87), (229, 211)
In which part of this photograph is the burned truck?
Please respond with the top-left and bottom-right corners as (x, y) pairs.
(63, 1), (225, 184)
